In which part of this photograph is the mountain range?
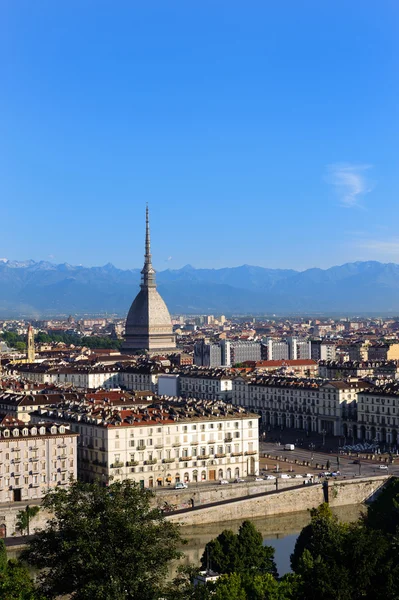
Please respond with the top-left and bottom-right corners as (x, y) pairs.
(0, 259), (399, 316)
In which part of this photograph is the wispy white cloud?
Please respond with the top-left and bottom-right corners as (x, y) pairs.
(356, 239), (399, 256)
(327, 163), (373, 208)
(165, 256), (172, 262)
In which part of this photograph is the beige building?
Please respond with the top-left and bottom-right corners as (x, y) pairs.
(35, 399), (259, 488)
(0, 419), (78, 503)
(357, 382), (399, 445)
(178, 370), (233, 401)
(232, 375), (370, 437)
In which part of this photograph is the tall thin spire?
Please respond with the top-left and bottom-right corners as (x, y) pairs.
(141, 204), (156, 288)
(145, 203), (151, 261)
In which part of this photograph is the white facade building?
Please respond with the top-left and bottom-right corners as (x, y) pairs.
(36, 399), (259, 488)
(0, 420), (77, 503)
(232, 375), (369, 437)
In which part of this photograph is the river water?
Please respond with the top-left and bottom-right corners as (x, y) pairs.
(8, 504), (365, 580)
(176, 504), (365, 576)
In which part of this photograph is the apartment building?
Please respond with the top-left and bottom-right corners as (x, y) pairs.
(357, 382), (399, 445)
(265, 339), (289, 361)
(34, 399), (259, 488)
(193, 340), (222, 367)
(232, 375), (370, 437)
(10, 364), (121, 389)
(178, 369), (233, 401)
(220, 340), (262, 367)
(0, 418), (78, 503)
(119, 364), (161, 392)
(319, 360), (399, 380)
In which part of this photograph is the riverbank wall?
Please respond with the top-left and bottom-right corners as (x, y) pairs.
(165, 475), (389, 526)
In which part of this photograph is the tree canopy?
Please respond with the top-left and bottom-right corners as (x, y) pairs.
(0, 539), (40, 600)
(22, 480), (182, 600)
(201, 521), (277, 578)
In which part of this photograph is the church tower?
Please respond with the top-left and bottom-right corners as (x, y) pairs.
(26, 324), (35, 362)
(122, 207), (176, 354)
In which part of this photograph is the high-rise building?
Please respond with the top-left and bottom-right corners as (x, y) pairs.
(287, 337), (311, 360)
(122, 207), (176, 354)
(266, 338), (289, 360)
(221, 340), (262, 366)
(26, 324), (35, 362)
(193, 339), (222, 367)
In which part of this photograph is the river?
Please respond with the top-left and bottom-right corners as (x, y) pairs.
(175, 503), (365, 576)
(7, 504), (365, 580)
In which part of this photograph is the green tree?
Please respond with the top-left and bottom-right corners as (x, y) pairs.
(201, 521), (277, 577)
(365, 477), (399, 534)
(15, 341), (27, 352)
(16, 505), (40, 536)
(0, 539), (40, 600)
(290, 503), (345, 572)
(22, 479), (183, 600)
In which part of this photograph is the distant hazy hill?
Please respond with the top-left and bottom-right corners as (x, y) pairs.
(0, 259), (399, 316)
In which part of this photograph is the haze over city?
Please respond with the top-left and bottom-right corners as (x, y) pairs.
(2, 1), (398, 271)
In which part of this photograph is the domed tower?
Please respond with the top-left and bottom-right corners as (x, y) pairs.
(122, 206), (176, 354)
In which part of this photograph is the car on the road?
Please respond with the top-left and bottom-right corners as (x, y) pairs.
(254, 477), (264, 482)
(264, 475), (276, 480)
(305, 473), (314, 478)
(378, 465), (388, 470)
(284, 444), (295, 451)
(294, 474), (303, 478)
(353, 459), (360, 464)
(234, 477), (245, 483)
(331, 471), (341, 476)
(174, 482), (188, 490)
(319, 471), (331, 477)
(279, 474), (290, 479)
(219, 479), (229, 484)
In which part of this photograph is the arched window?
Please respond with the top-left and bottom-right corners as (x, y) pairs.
(12, 429), (19, 437)
(31, 427), (37, 435)
(218, 469), (223, 480)
(201, 470), (206, 481)
(184, 472), (189, 482)
(22, 428), (29, 436)
(39, 427), (46, 435)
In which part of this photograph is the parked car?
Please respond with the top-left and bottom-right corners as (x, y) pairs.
(331, 471), (341, 476)
(254, 477), (263, 482)
(279, 474), (290, 479)
(378, 465), (388, 470)
(219, 479), (229, 484)
(319, 471), (331, 477)
(294, 474), (303, 478)
(174, 482), (188, 490)
(234, 477), (245, 483)
(264, 475), (276, 480)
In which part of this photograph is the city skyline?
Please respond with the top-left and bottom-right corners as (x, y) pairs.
(1, 2), (398, 270)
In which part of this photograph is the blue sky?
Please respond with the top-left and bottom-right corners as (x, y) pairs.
(1, 1), (398, 272)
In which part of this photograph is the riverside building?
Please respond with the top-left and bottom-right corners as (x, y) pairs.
(34, 398), (259, 488)
(0, 418), (77, 503)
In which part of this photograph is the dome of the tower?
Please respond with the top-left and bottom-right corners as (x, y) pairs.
(121, 206), (176, 354)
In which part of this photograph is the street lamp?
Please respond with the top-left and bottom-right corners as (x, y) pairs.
(309, 443), (315, 467)
(322, 429), (326, 447)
